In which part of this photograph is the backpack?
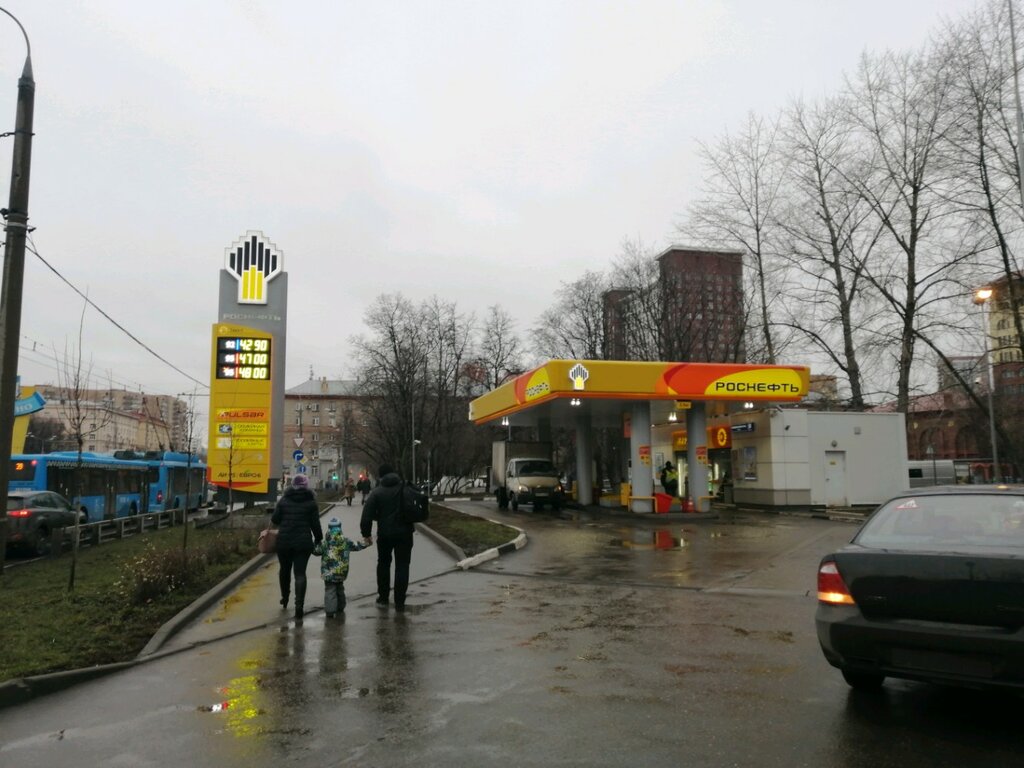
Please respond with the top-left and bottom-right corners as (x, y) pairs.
(399, 482), (430, 525)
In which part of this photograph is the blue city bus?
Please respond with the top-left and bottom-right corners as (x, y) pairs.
(9, 452), (151, 522)
(113, 451), (207, 511)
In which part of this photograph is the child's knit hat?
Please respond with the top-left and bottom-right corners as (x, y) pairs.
(328, 517), (341, 529)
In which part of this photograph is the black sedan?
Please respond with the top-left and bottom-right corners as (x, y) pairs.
(816, 485), (1024, 691)
(6, 490), (78, 556)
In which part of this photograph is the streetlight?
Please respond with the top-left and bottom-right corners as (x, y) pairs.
(925, 444), (937, 486)
(973, 287), (1001, 483)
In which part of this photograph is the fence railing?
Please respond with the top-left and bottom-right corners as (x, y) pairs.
(47, 508), (196, 553)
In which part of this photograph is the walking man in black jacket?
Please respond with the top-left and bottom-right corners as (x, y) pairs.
(360, 464), (416, 611)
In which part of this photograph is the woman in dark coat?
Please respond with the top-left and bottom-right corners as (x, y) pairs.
(271, 474), (322, 621)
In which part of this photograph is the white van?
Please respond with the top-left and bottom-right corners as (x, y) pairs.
(907, 459), (961, 488)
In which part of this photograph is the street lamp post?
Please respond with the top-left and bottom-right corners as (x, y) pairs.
(973, 287), (1002, 483)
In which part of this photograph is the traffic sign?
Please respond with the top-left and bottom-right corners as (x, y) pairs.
(292, 449), (304, 462)
(293, 437), (304, 449)
(296, 463), (307, 474)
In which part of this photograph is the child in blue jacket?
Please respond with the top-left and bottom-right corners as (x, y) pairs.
(313, 517), (369, 617)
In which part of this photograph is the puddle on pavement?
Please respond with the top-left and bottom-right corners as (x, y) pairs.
(609, 528), (737, 550)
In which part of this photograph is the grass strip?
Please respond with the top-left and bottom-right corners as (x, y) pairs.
(426, 504), (518, 556)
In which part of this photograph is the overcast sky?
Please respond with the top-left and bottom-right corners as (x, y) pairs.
(0, 0), (985, 438)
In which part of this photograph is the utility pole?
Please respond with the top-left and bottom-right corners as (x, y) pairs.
(0, 10), (34, 576)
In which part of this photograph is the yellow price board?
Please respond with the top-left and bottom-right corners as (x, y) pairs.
(208, 323), (273, 493)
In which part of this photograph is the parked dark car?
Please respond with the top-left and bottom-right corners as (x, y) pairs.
(816, 485), (1024, 692)
(6, 490), (78, 556)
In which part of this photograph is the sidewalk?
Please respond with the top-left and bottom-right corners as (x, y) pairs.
(0, 501), (470, 709)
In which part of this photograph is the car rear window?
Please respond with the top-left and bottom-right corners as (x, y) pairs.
(6, 496), (29, 511)
(855, 494), (1024, 553)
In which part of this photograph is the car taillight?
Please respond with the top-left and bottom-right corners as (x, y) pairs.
(817, 560), (855, 605)
(7, 508), (30, 518)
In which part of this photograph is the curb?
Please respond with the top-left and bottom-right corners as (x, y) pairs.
(425, 502), (527, 570)
(137, 550), (275, 658)
(0, 661), (138, 710)
(456, 531), (527, 569)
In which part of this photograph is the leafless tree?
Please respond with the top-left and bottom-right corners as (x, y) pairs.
(56, 300), (115, 592)
(774, 96), (886, 408)
(180, 390), (200, 550)
(532, 270), (609, 361)
(350, 293), (489, 483)
(477, 304), (523, 389)
(838, 45), (978, 412)
(681, 112), (790, 363)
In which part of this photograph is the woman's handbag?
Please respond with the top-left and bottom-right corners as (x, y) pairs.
(257, 526), (278, 554)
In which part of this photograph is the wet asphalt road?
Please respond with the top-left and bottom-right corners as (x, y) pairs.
(0, 502), (1021, 767)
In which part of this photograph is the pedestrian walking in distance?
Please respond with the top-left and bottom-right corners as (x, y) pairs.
(271, 474), (323, 622)
(357, 475), (371, 504)
(313, 517), (369, 617)
(343, 477), (356, 506)
(360, 463), (417, 611)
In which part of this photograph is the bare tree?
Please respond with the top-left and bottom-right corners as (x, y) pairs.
(840, 46), (976, 412)
(477, 304), (522, 389)
(180, 390), (200, 550)
(682, 112), (789, 363)
(532, 270), (609, 361)
(350, 293), (429, 477)
(775, 96), (886, 408)
(56, 300), (115, 592)
(607, 237), (665, 360)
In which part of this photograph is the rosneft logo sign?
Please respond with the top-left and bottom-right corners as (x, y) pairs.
(659, 363), (807, 400)
(703, 369), (803, 397)
(515, 367), (552, 403)
(225, 231), (283, 305)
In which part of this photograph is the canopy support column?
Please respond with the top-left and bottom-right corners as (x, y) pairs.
(686, 402), (709, 512)
(630, 402), (653, 512)
(574, 409), (593, 506)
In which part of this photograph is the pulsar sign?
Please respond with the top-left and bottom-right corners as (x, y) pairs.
(216, 336), (272, 380)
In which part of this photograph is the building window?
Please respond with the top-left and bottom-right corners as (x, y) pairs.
(312, 417), (320, 426)
(312, 433), (319, 442)
(295, 404), (301, 411)
(310, 403), (319, 412)
(295, 417), (301, 426)
(329, 403), (337, 412)
(329, 417), (336, 427)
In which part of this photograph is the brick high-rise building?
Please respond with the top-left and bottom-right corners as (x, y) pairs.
(602, 246), (745, 362)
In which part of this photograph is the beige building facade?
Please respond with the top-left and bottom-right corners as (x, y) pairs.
(28, 386), (190, 454)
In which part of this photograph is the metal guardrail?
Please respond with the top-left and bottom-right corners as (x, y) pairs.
(48, 508), (196, 552)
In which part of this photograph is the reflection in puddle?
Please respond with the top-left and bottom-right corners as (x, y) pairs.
(609, 530), (687, 550)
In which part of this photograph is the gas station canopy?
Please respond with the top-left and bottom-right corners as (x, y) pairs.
(469, 359), (811, 428)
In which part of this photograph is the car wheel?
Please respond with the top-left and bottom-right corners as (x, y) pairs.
(841, 670), (885, 691)
(33, 527), (52, 557)
(496, 488), (507, 509)
(510, 495), (519, 512)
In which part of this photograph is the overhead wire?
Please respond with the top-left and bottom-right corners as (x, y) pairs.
(25, 235), (208, 389)
(18, 335), (174, 394)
